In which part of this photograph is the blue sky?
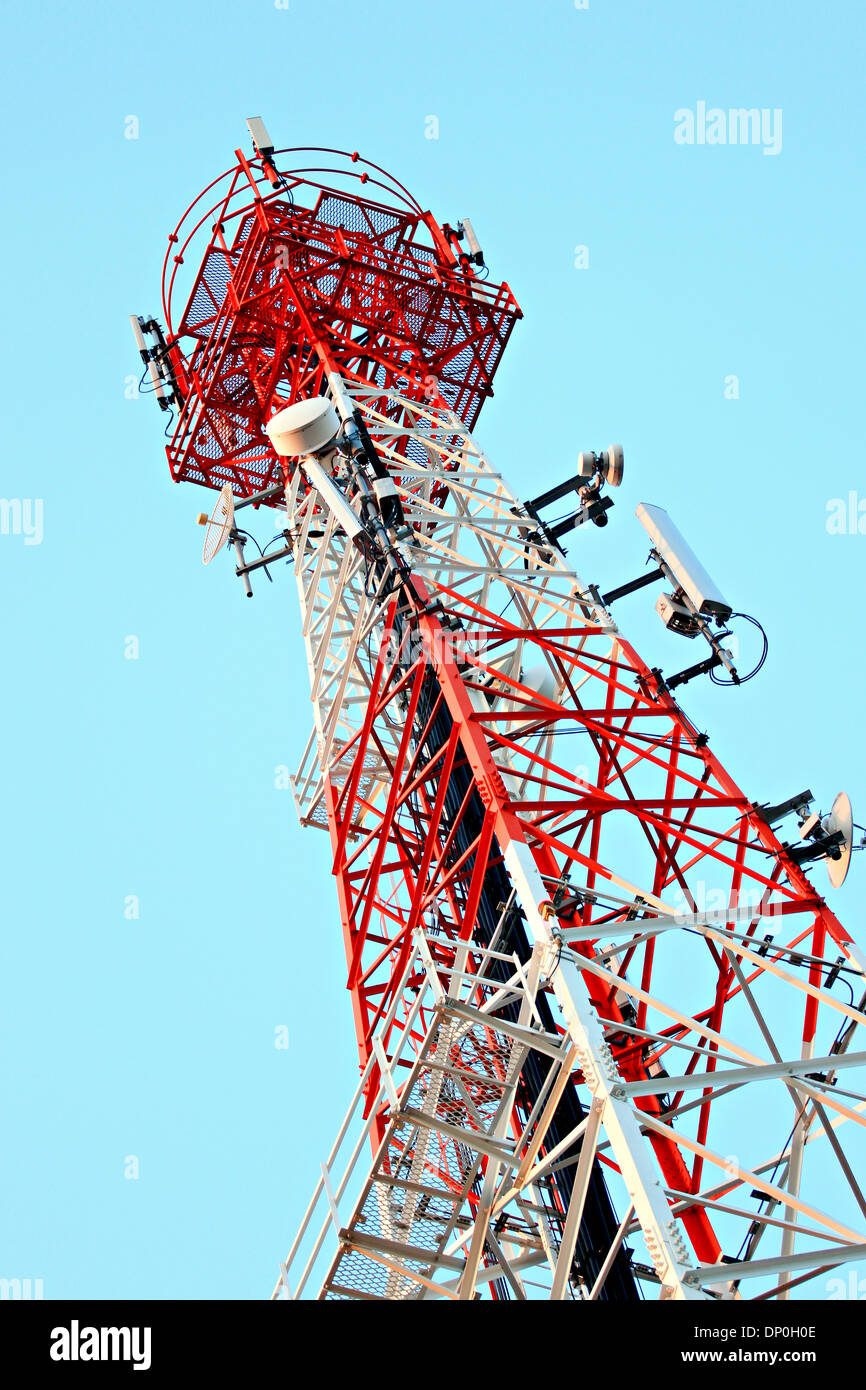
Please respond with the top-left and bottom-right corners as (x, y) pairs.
(1, 0), (864, 1299)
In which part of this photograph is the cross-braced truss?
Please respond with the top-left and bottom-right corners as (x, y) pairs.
(276, 377), (866, 1301)
(148, 146), (865, 1301)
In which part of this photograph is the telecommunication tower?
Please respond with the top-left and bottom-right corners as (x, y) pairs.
(133, 122), (866, 1301)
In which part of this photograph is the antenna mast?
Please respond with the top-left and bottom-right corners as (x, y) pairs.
(135, 125), (866, 1302)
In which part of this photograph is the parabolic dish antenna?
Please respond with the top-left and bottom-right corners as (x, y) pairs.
(199, 483), (235, 564)
(605, 443), (624, 488)
(576, 444), (624, 487)
(824, 791), (854, 889)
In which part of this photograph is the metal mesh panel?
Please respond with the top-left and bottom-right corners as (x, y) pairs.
(316, 193), (411, 251)
(169, 183), (520, 497)
(319, 1010), (520, 1300)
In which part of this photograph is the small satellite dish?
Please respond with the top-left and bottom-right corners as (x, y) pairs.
(605, 443), (624, 488)
(199, 483), (235, 564)
(824, 792), (853, 889)
(520, 664), (558, 701)
(576, 445), (624, 487)
(266, 398), (340, 458)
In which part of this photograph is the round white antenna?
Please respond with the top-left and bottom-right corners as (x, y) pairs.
(576, 444), (624, 486)
(824, 792), (853, 889)
(199, 482), (235, 564)
(266, 398), (340, 457)
(605, 443), (624, 488)
(520, 663), (558, 701)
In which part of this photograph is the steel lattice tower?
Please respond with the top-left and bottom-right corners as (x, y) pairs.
(134, 130), (866, 1302)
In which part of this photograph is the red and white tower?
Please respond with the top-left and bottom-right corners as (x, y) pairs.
(133, 124), (866, 1302)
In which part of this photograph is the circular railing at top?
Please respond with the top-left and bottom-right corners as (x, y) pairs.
(161, 147), (427, 339)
